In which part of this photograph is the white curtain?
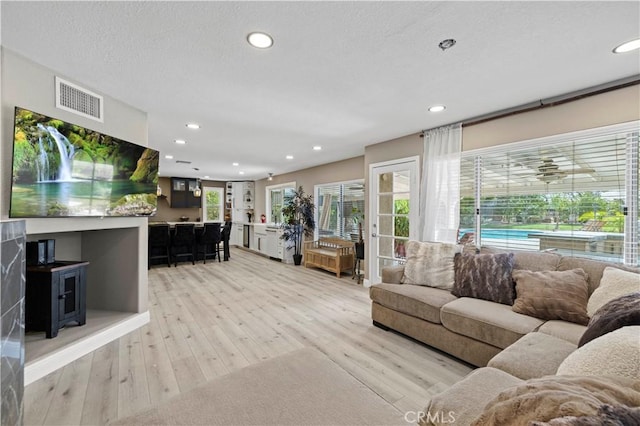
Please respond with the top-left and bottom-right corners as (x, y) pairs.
(419, 123), (462, 243)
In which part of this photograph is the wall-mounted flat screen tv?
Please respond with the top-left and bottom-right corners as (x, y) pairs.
(10, 107), (159, 217)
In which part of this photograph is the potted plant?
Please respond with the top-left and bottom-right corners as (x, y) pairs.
(280, 186), (315, 265)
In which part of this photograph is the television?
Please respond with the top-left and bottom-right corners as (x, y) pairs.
(10, 107), (160, 217)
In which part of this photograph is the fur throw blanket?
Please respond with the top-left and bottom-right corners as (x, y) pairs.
(531, 404), (640, 425)
(471, 375), (640, 426)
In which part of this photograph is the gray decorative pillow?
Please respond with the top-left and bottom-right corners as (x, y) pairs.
(452, 252), (516, 305)
(579, 292), (640, 347)
(401, 241), (461, 289)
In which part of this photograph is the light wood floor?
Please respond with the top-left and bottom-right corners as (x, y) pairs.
(24, 248), (473, 425)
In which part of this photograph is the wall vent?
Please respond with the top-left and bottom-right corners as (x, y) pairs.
(55, 77), (104, 122)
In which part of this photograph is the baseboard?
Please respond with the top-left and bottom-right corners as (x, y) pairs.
(25, 311), (150, 385)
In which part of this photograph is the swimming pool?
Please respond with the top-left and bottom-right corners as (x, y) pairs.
(459, 229), (539, 240)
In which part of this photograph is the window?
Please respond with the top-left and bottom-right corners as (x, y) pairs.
(202, 187), (223, 222)
(266, 182), (295, 224)
(460, 122), (639, 265)
(316, 180), (365, 240)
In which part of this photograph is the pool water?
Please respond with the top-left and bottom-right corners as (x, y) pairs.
(459, 229), (539, 240)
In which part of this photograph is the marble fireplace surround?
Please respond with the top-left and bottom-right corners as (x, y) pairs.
(1, 219), (26, 425)
(23, 217), (150, 385)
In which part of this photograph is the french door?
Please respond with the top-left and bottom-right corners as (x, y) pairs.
(368, 157), (420, 285)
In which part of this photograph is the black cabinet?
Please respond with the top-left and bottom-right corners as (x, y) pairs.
(171, 177), (201, 208)
(26, 261), (89, 338)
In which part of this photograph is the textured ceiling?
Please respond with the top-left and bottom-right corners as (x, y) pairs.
(2, 1), (639, 181)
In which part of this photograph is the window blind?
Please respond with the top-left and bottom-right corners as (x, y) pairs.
(460, 123), (639, 265)
(316, 181), (364, 240)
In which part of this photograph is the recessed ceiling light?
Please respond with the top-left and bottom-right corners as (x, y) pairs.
(247, 32), (273, 49)
(239, 171), (245, 175)
(613, 38), (640, 53)
(204, 175), (210, 179)
(186, 123), (200, 129)
(286, 155), (294, 160)
(165, 155), (174, 159)
(428, 105), (446, 112)
(313, 146), (322, 151)
(175, 139), (186, 144)
(232, 162), (239, 166)
(438, 39), (456, 51)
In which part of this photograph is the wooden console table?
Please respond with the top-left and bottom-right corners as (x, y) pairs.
(26, 260), (89, 338)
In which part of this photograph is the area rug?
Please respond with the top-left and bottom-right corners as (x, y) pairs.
(113, 347), (406, 425)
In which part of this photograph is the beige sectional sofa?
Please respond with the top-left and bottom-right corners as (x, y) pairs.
(370, 245), (640, 425)
(370, 248), (634, 368)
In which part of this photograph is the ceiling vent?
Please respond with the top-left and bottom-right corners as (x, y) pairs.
(55, 76), (104, 122)
(175, 160), (192, 164)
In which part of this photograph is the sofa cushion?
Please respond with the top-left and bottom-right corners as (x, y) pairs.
(487, 332), (576, 380)
(452, 252), (515, 305)
(512, 269), (590, 325)
(441, 298), (545, 349)
(557, 256), (640, 296)
(579, 292), (640, 347)
(512, 250), (562, 272)
(479, 247), (561, 272)
(587, 267), (640, 316)
(537, 320), (587, 346)
(421, 367), (522, 426)
(369, 284), (456, 324)
(401, 241), (461, 289)
(381, 265), (405, 284)
(557, 326), (640, 380)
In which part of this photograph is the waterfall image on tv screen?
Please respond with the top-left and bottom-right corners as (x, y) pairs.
(10, 107), (159, 217)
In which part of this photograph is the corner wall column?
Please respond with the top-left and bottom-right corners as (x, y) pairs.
(0, 219), (26, 425)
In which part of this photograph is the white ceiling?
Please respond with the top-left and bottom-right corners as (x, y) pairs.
(2, 1), (639, 181)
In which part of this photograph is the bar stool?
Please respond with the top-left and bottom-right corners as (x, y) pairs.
(171, 223), (196, 266)
(196, 223), (222, 263)
(148, 224), (171, 269)
(221, 221), (232, 261)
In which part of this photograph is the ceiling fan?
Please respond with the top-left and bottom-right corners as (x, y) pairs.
(536, 158), (595, 183)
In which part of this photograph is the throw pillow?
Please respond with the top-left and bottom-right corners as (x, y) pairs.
(558, 326), (640, 380)
(452, 252), (515, 305)
(401, 241), (461, 290)
(587, 267), (640, 317)
(579, 292), (640, 347)
(512, 269), (590, 325)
